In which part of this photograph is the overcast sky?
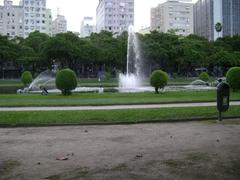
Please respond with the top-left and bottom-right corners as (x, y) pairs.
(2, 0), (197, 32)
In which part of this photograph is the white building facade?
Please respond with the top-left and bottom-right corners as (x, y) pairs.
(96, 0), (134, 35)
(151, 0), (193, 36)
(22, 0), (47, 38)
(52, 14), (67, 35)
(80, 16), (95, 37)
(0, 0), (54, 38)
(45, 8), (52, 36)
(0, 0), (24, 38)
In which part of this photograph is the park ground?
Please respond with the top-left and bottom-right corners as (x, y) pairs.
(0, 79), (240, 179)
(0, 119), (240, 180)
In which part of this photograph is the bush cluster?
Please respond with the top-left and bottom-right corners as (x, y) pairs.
(21, 71), (33, 86)
(199, 72), (209, 82)
(226, 67), (240, 91)
(150, 70), (169, 93)
(56, 69), (78, 95)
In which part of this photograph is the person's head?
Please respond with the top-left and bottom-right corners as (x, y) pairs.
(218, 79), (223, 83)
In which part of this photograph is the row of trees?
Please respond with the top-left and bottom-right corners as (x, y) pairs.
(1, 30), (240, 78)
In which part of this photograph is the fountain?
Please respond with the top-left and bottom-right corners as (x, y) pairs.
(22, 25), (216, 94)
(119, 26), (143, 92)
(29, 70), (56, 91)
(17, 69), (56, 94)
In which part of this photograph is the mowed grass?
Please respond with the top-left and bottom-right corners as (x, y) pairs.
(0, 106), (239, 125)
(0, 79), (23, 86)
(0, 91), (239, 107)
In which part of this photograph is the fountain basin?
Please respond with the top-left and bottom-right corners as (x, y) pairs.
(29, 85), (216, 94)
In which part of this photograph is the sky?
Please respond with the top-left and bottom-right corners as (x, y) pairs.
(2, 0), (198, 32)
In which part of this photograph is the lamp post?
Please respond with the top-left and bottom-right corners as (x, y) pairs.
(2, 67), (5, 80)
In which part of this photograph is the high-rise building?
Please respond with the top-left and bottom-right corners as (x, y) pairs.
(0, 0), (54, 38)
(52, 14), (67, 35)
(151, 0), (193, 36)
(80, 16), (95, 37)
(0, 0), (24, 38)
(45, 8), (52, 36)
(96, 0), (134, 35)
(194, 0), (240, 41)
(22, 0), (47, 38)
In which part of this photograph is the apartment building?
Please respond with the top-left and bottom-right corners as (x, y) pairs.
(151, 0), (193, 36)
(0, 0), (56, 38)
(96, 0), (134, 35)
(0, 0), (24, 38)
(52, 14), (67, 35)
(22, 0), (47, 38)
(80, 16), (95, 37)
(45, 8), (52, 36)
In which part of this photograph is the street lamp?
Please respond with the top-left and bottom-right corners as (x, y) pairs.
(2, 67), (5, 80)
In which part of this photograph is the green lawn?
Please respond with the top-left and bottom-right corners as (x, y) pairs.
(0, 91), (239, 107)
(0, 106), (239, 126)
(0, 79), (23, 87)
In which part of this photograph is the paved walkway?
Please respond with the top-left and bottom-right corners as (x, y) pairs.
(0, 101), (240, 111)
(1, 120), (240, 179)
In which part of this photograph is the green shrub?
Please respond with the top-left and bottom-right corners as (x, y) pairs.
(150, 70), (169, 93)
(226, 67), (240, 91)
(21, 71), (33, 86)
(56, 68), (78, 95)
(199, 72), (209, 82)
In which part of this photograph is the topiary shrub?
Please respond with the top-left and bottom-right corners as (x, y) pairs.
(21, 71), (33, 86)
(226, 67), (240, 91)
(150, 70), (169, 93)
(199, 72), (209, 82)
(56, 68), (78, 95)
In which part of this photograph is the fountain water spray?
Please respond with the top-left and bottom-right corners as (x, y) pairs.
(29, 70), (56, 91)
(119, 25), (142, 92)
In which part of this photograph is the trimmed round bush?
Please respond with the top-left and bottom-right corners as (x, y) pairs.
(226, 67), (240, 91)
(150, 70), (169, 93)
(21, 71), (33, 86)
(56, 68), (78, 95)
(199, 72), (209, 82)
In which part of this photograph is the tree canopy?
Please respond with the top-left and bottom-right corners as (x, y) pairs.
(1, 31), (240, 78)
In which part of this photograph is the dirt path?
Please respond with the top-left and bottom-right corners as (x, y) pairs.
(1, 101), (240, 111)
(0, 120), (240, 180)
